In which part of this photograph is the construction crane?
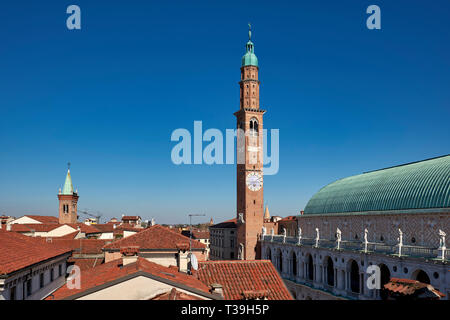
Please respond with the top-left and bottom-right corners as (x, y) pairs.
(78, 209), (103, 224)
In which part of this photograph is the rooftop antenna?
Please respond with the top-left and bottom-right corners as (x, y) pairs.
(188, 214), (205, 253)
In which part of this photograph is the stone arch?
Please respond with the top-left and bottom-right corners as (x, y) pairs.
(266, 247), (272, 262)
(412, 269), (430, 284)
(306, 253), (314, 281)
(290, 250), (298, 277)
(347, 259), (360, 293)
(290, 290), (297, 300)
(378, 263), (391, 300)
(324, 256), (335, 286)
(276, 248), (283, 273)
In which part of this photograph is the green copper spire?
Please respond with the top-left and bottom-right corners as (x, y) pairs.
(62, 163), (74, 195)
(242, 23), (258, 67)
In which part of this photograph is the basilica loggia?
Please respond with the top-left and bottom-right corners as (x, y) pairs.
(261, 155), (449, 300)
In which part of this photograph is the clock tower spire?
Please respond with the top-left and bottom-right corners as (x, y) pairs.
(235, 24), (265, 260)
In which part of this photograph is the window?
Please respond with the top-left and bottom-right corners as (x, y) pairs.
(50, 268), (54, 282)
(230, 252), (234, 259)
(40, 273), (44, 288)
(58, 264), (62, 277)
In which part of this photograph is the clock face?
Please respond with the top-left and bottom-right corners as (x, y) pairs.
(246, 172), (263, 191)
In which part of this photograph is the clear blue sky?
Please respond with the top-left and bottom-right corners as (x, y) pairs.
(0, 1), (449, 224)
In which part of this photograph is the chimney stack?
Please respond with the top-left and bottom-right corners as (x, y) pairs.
(209, 283), (224, 297)
(120, 246), (139, 266)
(176, 243), (189, 273)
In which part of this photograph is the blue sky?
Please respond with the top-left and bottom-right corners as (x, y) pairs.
(0, 1), (449, 224)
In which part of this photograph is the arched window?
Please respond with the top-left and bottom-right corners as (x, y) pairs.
(326, 257), (334, 286)
(350, 260), (360, 293)
(307, 254), (314, 281)
(249, 118), (258, 136)
(278, 250), (283, 273)
(266, 248), (272, 261)
(291, 252), (297, 276)
(379, 264), (391, 300)
(413, 269), (430, 284)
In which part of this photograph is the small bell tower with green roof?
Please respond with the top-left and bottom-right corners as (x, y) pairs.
(58, 163), (79, 224)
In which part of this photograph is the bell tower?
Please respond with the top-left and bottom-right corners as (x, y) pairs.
(235, 24), (265, 260)
(58, 163), (79, 224)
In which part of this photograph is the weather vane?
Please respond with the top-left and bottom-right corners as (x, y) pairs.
(68, 162), (71, 170)
(248, 22), (252, 40)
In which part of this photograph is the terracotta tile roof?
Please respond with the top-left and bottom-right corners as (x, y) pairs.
(92, 223), (141, 234)
(280, 216), (297, 221)
(384, 278), (445, 298)
(103, 225), (206, 250)
(47, 257), (211, 300)
(115, 223), (142, 232)
(65, 223), (101, 234)
(122, 216), (141, 221)
(22, 215), (59, 223)
(181, 230), (210, 240)
(91, 223), (116, 233)
(210, 218), (237, 229)
(46, 238), (110, 254)
(0, 229), (72, 275)
(10, 223), (61, 233)
(151, 288), (203, 300)
(67, 257), (104, 271)
(197, 260), (293, 300)
(54, 231), (80, 240)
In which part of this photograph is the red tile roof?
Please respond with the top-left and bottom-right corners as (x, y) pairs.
(151, 287), (203, 300)
(181, 230), (210, 240)
(22, 215), (59, 223)
(384, 278), (445, 298)
(47, 238), (110, 255)
(0, 229), (72, 275)
(57, 231), (80, 240)
(65, 223), (101, 234)
(10, 223), (61, 233)
(47, 257), (211, 300)
(197, 260), (293, 300)
(280, 216), (297, 221)
(122, 216), (141, 221)
(210, 218), (237, 229)
(91, 223), (116, 233)
(67, 257), (104, 271)
(103, 225), (206, 250)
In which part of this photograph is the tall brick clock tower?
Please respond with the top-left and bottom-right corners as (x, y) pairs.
(235, 25), (265, 260)
(58, 164), (79, 224)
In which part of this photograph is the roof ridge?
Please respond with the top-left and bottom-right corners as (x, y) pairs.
(363, 154), (450, 174)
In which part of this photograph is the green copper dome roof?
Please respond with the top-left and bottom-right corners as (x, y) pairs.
(62, 169), (74, 195)
(242, 41), (258, 67)
(304, 155), (450, 215)
(242, 24), (258, 67)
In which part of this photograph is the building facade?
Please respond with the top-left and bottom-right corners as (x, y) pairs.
(261, 155), (450, 300)
(209, 219), (237, 260)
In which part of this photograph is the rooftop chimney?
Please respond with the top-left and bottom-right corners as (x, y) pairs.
(120, 246), (139, 266)
(209, 283), (224, 297)
(176, 243), (189, 273)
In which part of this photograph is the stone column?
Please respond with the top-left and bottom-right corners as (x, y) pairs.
(334, 268), (338, 288)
